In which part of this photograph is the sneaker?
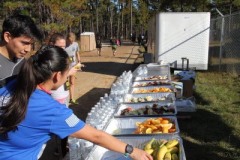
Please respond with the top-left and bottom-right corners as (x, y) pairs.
(69, 99), (79, 105)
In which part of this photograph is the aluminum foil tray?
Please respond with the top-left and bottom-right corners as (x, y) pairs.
(114, 102), (177, 117)
(104, 116), (179, 136)
(123, 93), (175, 103)
(85, 135), (186, 160)
(129, 85), (175, 94)
(146, 64), (171, 77)
(132, 80), (172, 88)
(134, 75), (171, 82)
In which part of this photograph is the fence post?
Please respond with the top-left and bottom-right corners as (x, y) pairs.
(219, 17), (224, 72)
(215, 8), (225, 72)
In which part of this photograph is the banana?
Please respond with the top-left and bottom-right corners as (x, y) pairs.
(158, 139), (168, 148)
(152, 146), (159, 159)
(172, 153), (179, 160)
(165, 139), (179, 149)
(168, 146), (178, 154)
(151, 140), (159, 150)
(164, 152), (171, 160)
(144, 138), (155, 150)
(145, 149), (154, 155)
(157, 145), (168, 160)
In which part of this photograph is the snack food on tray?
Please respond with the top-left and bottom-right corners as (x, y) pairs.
(143, 75), (168, 81)
(127, 95), (171, 103)
(133, 81), (171, 87)
(133, 87), (173, 94)
(143, 138), (180, 160)
(128, 96), (154, 103)
(120, 104), (175, 116)
(134, 117), (176, 134)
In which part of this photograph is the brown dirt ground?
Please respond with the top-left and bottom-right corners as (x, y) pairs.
(39, 43), (143, 160)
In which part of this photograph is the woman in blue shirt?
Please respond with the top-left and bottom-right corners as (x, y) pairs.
(0, 46), (152, 160)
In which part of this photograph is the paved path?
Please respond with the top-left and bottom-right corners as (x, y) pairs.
(39, 44), (142, 160)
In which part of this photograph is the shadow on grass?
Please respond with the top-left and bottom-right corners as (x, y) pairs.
(193, 91), (211, 105)
(178, 109), (240, 160)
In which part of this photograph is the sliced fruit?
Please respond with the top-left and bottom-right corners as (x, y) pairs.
(152, 119), (161, 124)
(161, 119), (169, 124)
(145, 128), (153, 134)
(135, 122), (141, 126)
(160, 123), (173, 133)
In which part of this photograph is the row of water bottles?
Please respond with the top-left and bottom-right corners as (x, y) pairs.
(68, 137), (93, 160)
(110, 71), (133, 96)
(68, 93), (119, 160)
(136, 65), (148, 76)
(85, 93), (118, 130)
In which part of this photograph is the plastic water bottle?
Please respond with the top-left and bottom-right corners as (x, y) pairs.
(68, 137), (81, 160)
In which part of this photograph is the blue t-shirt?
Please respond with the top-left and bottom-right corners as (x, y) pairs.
(0, 81), (85, 160)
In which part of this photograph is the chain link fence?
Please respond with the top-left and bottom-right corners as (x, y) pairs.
(209, 12), (240, 75)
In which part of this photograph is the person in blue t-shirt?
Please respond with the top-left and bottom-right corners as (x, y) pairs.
(0, 46), (153, 160)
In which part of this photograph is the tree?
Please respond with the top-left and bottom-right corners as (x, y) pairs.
(1, 0), (240, 41)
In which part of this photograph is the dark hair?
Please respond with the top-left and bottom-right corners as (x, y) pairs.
(1, 13), (43, 41)
(49, 33), (65, 45)
(0, 45), (69, 138)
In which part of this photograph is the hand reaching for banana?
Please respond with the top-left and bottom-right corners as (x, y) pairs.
(68, 63), (85, 76)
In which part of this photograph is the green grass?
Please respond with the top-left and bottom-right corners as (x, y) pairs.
(178, 72), (240, 160)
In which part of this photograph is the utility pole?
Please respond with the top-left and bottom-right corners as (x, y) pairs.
(121, 3), (124, 39)
(130, 1), (132, 36)
(96, 0), (99, 33)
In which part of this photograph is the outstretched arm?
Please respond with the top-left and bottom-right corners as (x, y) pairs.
(70, 124), (153, 160)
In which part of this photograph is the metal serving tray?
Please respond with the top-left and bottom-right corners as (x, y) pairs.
(85, 135), (186, 160)
(114, 102), (177, 117)
(123, 93), (175, 103)
(133, 75), (171, 82)
(146, 63), (171, 77)
(129, 85), (175, 94)
(131, 80), (172, 88)
(104, 116), (179, 136)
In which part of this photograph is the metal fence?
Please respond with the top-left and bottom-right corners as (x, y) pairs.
(209, 12), (240, 75)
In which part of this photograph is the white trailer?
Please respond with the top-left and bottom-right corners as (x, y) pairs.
(147, 12), (210, 70)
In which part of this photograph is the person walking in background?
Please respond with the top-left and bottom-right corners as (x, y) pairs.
(0, 45), (153, 160)
(110, 37), (117, 56)
(65, 32), (82, 105)
(0, 13), (43, 88)
(138, 34), (142, 46)
(96, 34), (102, 56)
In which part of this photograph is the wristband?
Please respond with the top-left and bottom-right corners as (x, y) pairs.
(124, 153), (130, 158)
